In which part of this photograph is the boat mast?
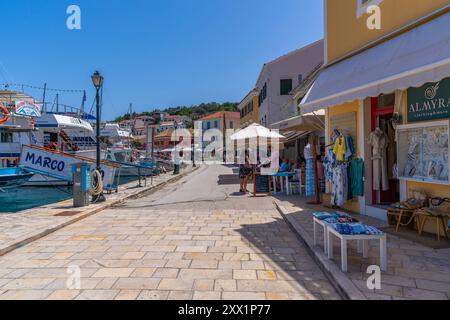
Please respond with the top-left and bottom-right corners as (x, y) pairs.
(42, 83), (47, 114)
(80, 90), (86, 118)
(129, 103), (133, 158)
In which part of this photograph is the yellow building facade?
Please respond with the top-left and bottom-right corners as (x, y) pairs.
(306, 0), (450, 228)
(238, 89), (259, 129)
(326, 0), (450, 63)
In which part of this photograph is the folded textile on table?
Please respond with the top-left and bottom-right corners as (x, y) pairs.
(313, 212), (343, 220)
(333, 223), (384, 236)
(323, 216), (359, 224)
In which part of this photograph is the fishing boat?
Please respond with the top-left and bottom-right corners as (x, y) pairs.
(0, 167), (34, 192)
(99, 124), (158, 177)
(24, 113), (98, 186)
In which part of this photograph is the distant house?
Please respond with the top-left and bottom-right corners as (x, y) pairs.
(256, 40), (324, 126)
(148, 121), (187, 135)
(237, 88), (259, 129)
(199, 111), (240, 153)
(154, 128), (194, 151)
(133, 116), (155, 135)
(164, 115), (192, 125)
(135, 115), (155, 125)
(119, 116), (155, 136)
(147, 111), (169, 123)
(119, 119), (134, 129)
(199, 111), (240, 133)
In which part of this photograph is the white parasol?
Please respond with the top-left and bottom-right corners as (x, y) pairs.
(230, 123), (285, 141)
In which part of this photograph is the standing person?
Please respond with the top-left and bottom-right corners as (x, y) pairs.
(239, 150), (253, 194)
(173, 148), (181, 175)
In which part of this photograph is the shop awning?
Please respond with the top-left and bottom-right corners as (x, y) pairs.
(301, 11), (450, 113)
(271, 110), (325, 132)
(283, 131), (310, 143)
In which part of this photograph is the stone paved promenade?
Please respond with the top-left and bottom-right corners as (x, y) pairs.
(0, 170), (188, 257)
(276, 198), (450, 300)
(0, 165), (340, 300)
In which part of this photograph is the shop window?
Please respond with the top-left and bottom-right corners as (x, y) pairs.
(280, 79), (292, 96)
(397, 121), (449, 185)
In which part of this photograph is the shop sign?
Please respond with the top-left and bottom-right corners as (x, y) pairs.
(408, 78), (450, 122)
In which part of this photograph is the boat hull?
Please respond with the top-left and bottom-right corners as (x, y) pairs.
(24, 174), (71, 187)
(0, 168), (34, 191)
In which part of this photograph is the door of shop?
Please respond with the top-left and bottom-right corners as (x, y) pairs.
(371, 95), (399, 205)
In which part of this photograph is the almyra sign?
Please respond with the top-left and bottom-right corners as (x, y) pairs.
(408, 78), (450, 122)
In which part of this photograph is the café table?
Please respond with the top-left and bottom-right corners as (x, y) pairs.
(271, 172), (297, 196)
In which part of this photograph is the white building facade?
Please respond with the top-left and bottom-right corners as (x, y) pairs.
(256, 40), (324, 127)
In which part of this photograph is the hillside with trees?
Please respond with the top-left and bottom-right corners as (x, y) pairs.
(114, 102), (238, 122)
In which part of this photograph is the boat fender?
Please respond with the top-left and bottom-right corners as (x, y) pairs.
(0, 105), (10, 124)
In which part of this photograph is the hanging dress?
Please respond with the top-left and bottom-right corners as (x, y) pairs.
(367, 129), (390, 191)
(304, 144), (315, 197)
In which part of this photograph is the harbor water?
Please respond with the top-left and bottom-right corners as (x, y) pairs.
(0, 176), (142, 214)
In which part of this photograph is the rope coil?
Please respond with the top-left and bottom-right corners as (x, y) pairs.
(90, 170), (103, 197)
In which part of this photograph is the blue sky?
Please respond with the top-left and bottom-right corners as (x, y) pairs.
(0, 0), (323, 120)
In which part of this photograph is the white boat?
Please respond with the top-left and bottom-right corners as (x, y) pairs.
(99, 123), (156, 177)
(24, 113), (98, 186)
(100, 123), (133, 145)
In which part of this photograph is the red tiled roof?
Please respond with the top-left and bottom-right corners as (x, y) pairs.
(199, 111), (240, 121)
(155, 128), (193, 138)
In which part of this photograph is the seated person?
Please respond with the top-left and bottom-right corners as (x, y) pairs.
(279, 158), (290, 173)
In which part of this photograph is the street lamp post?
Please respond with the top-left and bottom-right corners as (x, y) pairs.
(192, 137), (196, 168)
(173, 121), (180, 175)
(91, 71), (106, 203)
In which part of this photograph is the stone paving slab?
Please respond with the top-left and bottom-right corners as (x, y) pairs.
(0, 167), (198, 259)
(0, 165), (341, 300)
(275, 197), (450, 300)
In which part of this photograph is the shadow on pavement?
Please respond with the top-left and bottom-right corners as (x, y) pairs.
(217, 174), (240, 185)
(235, 213), (341, 300)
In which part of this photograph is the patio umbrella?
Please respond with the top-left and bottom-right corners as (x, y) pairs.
(230, 123), (285, 141)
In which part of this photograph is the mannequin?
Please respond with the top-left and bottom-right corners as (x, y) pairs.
(367, 127), (390, 191)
